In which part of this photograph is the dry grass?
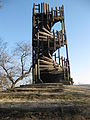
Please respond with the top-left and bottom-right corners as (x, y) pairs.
(0, 85), (90, 105)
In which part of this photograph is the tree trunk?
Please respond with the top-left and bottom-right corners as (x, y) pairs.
(11, 82), (16, 89)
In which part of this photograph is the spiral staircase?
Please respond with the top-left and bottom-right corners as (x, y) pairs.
(32, 3), (73, 84)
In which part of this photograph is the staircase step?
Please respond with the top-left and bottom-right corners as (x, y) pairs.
(7, 83), (63, 94)
(11, 88), (63, 93)
(20, 83), (63, 88)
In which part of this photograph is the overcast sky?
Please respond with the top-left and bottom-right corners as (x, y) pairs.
(0, 0), (90, 84)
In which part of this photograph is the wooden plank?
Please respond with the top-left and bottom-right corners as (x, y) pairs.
(33, 3), (35, 15)
(38, 4), (40, 13)
(53, 30), (56, 51)
(58, 48), (60, 65)
(54, 10), (56, 17)
(39, 31), (53, 38)
(38, 59), (40, 80)
(64, 58), (65, 66)
(63, 66), (65, 80)
(37, 31), (40, 81)
(33, 38), (47, 41)
(51, 7), (54, 21)
(47, 37), (49, 52)
(55, 53), (56, 62)
(63, 21), (69, 63)
(47, 24), (50, 30)
(46, 3), (47, 14)
(57, 31), (61, 48)
(68, 61), (71, 80)
(55, 66), (61, 70)
(62, 21), (64, 46)
(53, 61), (59, 66)
(48, 4), (50, 19)
(49, 53), (52, 59)
(35, 64), (37, 81)
(48, 4), (49, 12)
(43, 2), (45, 13)
(41, 3), (43, 13)
(61, 56), (63, 67)
(40, 67), (55, 71)
(33, 4), (35, 28)
(40, 60), (53, 65)
(55, 7), (58, 18)
(39, 35), (47, 39)
(33, 68), (35, 84)
(42, 56), (53, 62)
(46, 4), (48, 20)
(42, 27), (52, 35)
(40, 65), (54, 68)
(57, 31), (61, 65)
(66, 59), (67, 67)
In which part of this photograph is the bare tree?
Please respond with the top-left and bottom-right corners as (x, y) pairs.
(0, 74), (10, 90)
(0, 41), (32, 89)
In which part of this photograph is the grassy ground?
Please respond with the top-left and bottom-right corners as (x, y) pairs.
(0, 85), (90, 105)
(0, 84), (90, 120)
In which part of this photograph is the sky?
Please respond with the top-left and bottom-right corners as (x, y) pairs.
(0, 0), (90, 84)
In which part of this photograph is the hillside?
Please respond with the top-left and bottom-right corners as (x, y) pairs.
(0, 84), (90, 120)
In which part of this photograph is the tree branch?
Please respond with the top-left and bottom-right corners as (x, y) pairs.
(14, 65), (32, 85)
(1, 65), (14, 84)
(21, 55), (24, 75)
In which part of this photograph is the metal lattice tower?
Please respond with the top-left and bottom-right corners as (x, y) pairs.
(32, 3), (73, 84)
